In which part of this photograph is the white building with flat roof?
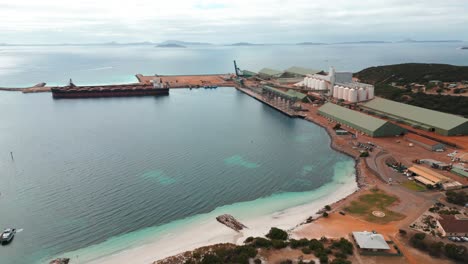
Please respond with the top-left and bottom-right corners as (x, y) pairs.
(352, 231), (390, 251)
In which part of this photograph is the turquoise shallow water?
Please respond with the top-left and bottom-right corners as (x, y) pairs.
(0, 88), (353, 264)
(53, 160), (356, 264)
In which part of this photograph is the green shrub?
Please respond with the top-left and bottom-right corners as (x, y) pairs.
(266, 227), (288, 240)
(330, 258), (351, 264)
(309, 239), (324, 251)
(325, 205), (331, 211)
(301, 247), (312, 254)
(323, 212), (329, 217)
(444, 243), (468, 261)
(271, 239), (288, 249)
(253, 237), (272, 248)
(319, 255), (329, 264)
(254, 259), (262, 264)
(244, 236), (254, 243)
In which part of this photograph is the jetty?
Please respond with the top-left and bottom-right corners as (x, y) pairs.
(216, 214), (247, 232)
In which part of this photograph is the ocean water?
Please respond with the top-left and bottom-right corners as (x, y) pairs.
(0, 43), (466, 263)
(0, 88), (354, 264)
(0, 42), (467, 87)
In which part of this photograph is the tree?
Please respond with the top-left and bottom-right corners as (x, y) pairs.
(323, 212), (329, 217)
(428, 241), (444, 257)
(266, 227), (288, 240)
(331, 258), (351, 264)
(359, 151), (369, 157)
(325, 205), (331, 211)
(444, 243), (468, 261)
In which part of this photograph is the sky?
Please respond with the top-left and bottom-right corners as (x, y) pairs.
(0, 0), (467, 44)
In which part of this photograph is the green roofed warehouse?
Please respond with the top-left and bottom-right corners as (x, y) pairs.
(258, 68), (283, 79)
(318, 103), (406, 137)
(282, 66), (322, 78)
(362, 98), (468, 136)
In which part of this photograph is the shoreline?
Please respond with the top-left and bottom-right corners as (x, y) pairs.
(58, 165), (358, 264)
(44, 86), (368, 264)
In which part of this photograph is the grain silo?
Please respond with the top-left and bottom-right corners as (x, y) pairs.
(358, 88), (366, 101)
(343, 87), (350, 101)
(368, 86), (375, 99)
(349, 89), (358, 103)
(337, 86), (344, 99)
(319, 80), (326, 90)
(333, 85), (339, 98)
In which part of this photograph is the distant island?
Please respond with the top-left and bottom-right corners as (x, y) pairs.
(158, 40), (211, 46)
(398, 38), (462, 43)
(227, 42), (261, 46)
(156, 43), (186, 48)
(336, 41), (390, 44)
(296, 42), (326, 46)
(460, 47), (468, 50)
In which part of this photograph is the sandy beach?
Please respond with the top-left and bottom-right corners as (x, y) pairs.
(58, 163), (358, 264)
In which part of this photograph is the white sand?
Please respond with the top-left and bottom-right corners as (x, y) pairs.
(84, 179), (358, 264)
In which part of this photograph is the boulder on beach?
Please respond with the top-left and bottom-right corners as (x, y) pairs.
(216, 214), (247, 232)
(49, 258), (70, 264)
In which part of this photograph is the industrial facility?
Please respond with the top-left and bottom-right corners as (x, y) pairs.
(299, 67), (375, 102)
(318, 103), (406, 137)
(361, 98), (468, 136)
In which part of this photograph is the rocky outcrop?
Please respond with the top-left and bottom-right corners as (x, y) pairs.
(216, 214), (247, 232)
(49, 258), (70, 264)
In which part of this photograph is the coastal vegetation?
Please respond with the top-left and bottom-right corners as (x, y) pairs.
(409, 232), (468, 262)
(355, 63), (468, 85)
(445, 190), (468, 206)
(355, 63), (468, 117)
(373, 85), (468, 117)
(165, 228), (355, 264)
(344, 188), (405, 224)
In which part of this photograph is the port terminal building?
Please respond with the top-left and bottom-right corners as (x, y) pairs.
(318, 103), (406, 137)
(361, 98), (468, 136)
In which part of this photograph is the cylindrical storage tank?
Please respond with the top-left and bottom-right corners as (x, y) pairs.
(368, 86), (375, 99)
(337, 86), (344, 99)
(307, 78), (313, 88)
(358, 88), (366, 101)
(320, 80), (326, 90)
(333, 85), (339, 98)
(314, 79), (320, 89)
(343, 87), (350, 101)
(349, 89), (358, 103)
(303, 77), (309, 87)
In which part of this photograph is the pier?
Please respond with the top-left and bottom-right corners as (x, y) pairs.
(235, 86), (307, 118)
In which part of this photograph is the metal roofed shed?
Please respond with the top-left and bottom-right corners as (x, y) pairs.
(451, 167), (468, 178)
(258, 68), (283, 78)
(405, 134), (445, 151)
(241, 70), (257, 77)
(442, 181), (463, 191)
(362, 98), (468, 136)
(407, 165), (451, 186)
(318, 103), (406, 137)
(352, 231), (390, 251)
(282, 66), (322, 77)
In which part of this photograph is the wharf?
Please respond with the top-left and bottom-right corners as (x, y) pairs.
(136, 74), (236, 88)
(235, 86), (306, 118)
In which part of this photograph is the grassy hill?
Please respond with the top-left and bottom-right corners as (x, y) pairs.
(354, 63), (468, 117)
(355, 63), (468, 85)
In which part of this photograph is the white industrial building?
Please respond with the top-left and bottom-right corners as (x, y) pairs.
(299, 67), (375, 102)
